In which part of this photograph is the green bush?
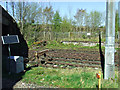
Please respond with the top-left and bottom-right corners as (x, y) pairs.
(82, 35), (87, 39)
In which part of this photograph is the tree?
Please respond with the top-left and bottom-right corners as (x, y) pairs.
(9, 2), (15, 17)
(14, 2), (42, 24)
(43, 5), (54, 31)
(89, 11), (103, 33)
(8, 2), (44, 42)
(71, 20), (77, 32)
(115, 10), (118, 36)
(15, 2), (42, 33)
(60, 16), (72, 32)
(74, 9), (86, 31)
(52, 11), (62, 32)
(24, 3), (42, 24)
(14, 2), (23, 32)
(84, 13), (91, 32)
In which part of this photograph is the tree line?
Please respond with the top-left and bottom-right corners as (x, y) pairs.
(5, 2), (118, 41)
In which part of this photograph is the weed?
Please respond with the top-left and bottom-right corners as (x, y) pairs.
(21, 66), (118, 88)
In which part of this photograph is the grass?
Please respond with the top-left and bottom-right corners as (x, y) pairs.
(44, 40), (105, 50)
(62, 37), (118, 43)
(28, 39), (120, 51)
(21, 66), (118, 88)
(25, 39), (119, 88)
(44, 40), (119, 50)
(62, 37), (102, 42)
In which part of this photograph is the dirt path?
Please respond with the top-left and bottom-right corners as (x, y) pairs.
(2, 77), (48, 89)
(13, 80), (46, 88)
(2, 77), (57, 89)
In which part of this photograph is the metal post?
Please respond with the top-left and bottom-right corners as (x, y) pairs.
(7, 34), (11, 74)
(7, 34), (11, 57)
(104, 0), (116, 79)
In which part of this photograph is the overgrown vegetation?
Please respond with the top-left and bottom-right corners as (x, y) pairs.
(45, 40), (104, 50)
(28, 40), (105, 51)
(4, 2), (119, 88)
(5, 2), (119, 45)
(21, 66), (118, 88)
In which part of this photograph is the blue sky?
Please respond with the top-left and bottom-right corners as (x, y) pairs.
(0, 1), (118, 17)
(0, 1), (118, 25)
(49, 2), (106, 19)
(42, 2), (118, 26)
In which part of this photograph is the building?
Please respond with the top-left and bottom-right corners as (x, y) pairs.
(1, 5), (28, 72)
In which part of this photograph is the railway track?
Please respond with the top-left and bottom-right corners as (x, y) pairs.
(28, 49), (119, 68)
(46, 52), (118, 62)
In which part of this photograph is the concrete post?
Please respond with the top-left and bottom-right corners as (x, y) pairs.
(104, 0), (116, 79)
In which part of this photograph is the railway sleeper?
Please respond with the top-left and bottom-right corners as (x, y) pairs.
(45, 62), (119, 68)
(46, 61), (101, 68)
(46, 55), (118, 62)
(42, 57), (119, 67)
(51, 58), (101, 65)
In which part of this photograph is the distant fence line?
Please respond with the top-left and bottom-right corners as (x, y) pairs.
(29, 31), (118, 41)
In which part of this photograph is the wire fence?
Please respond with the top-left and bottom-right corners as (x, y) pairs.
(32, 31), (109, 41)
(27, 31), (119, 48)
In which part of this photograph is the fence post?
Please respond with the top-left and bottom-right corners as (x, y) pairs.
(69, 32), (70, 40)
(49, 31), (51, 40)
(43, 31), (45, 40)
(101, 31), (102, 39)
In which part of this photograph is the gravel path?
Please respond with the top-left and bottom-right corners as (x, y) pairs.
(13, 80), (46, 88)
(2, 78), (55, 89)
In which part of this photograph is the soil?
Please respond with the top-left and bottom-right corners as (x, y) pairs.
(2, 48), (119, 89)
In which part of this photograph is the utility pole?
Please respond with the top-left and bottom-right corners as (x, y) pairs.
(104, 0), (116, 79)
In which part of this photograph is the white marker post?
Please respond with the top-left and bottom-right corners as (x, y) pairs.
(104, 0), (116, 79)
(7, 34), (11, 58)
